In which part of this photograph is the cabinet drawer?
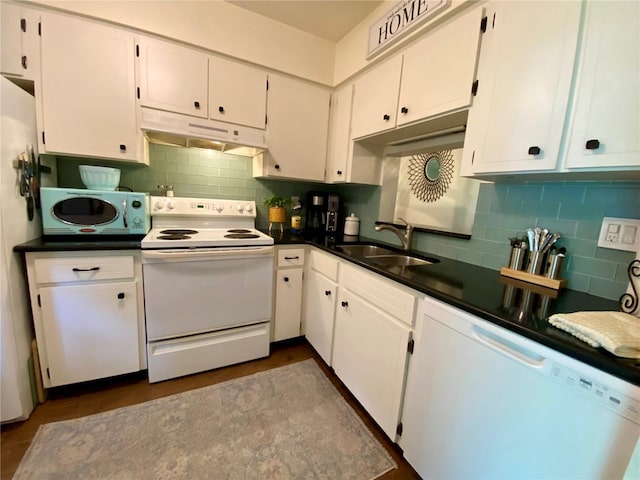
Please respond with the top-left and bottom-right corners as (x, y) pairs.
(34, 256), (135, 284)
(277, 248), (305, 267)
(308, 248), (339, 281)
(340, 263), (418, 326)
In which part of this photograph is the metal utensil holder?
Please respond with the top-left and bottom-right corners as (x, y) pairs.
(544, 253), (564, 280)
(508, 245), (527, 270)
(526, 251), (545, 275)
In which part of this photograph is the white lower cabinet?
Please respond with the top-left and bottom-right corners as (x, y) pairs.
(39, 282), (139, 387)
(25, 251), (146, 388)
(303, 249), (339, 364)
(304, 249), (420, 440)
(272, 247), (305, 342)
(333, 289), (412, 440)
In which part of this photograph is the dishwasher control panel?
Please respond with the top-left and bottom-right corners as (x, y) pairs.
(550, 362), (640, 424)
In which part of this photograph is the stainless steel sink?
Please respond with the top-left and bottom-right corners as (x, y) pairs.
(336, 244), (439, 268)
(336, 244), (397, 257)
(365, 254), (437, 267)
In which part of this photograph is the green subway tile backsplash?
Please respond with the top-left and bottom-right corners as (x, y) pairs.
(55, 147), (639, 302)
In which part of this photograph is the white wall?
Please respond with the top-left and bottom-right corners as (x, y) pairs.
(27, 0), (336, 85)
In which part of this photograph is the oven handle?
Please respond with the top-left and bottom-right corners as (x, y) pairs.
(142, 246), (274, 261)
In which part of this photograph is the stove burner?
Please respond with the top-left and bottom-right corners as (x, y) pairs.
(160, 229), (198, 235)
(224, 233), (260, 239)
(227, 229), (252, 234)
(157, 234), (192, 240)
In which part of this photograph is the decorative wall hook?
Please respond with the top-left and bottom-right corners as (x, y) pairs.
(620, 259), (639, 314)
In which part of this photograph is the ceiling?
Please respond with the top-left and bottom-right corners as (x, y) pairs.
(226, 1), (386, 43)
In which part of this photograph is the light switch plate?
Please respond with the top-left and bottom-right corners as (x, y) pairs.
(597, 217), (640, 252)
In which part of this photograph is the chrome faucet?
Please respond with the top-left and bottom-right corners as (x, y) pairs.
(375, 218), (414, 251)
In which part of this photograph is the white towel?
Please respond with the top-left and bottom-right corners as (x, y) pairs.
(548, 311), (640, 359)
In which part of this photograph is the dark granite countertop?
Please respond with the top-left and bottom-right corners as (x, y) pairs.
(14, 232), (640, 385)
(267, 230), (639, 386)
(13, 236), (143, 252)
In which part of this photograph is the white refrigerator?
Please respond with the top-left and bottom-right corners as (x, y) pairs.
(0, 76), (54, 423)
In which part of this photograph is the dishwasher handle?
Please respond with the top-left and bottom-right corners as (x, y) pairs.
(471, 325), (546, 368)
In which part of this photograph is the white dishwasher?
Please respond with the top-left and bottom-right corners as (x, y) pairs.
(400, 296), (640, 480)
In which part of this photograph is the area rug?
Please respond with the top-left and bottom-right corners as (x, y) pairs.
(13, 359), (396, 479)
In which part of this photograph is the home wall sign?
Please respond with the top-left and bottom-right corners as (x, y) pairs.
(367, 0), (449, 58)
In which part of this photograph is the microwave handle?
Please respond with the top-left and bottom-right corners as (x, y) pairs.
(122, 198), (128, 228)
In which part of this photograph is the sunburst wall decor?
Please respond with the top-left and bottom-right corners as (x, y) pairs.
(407, 149), (455, 202)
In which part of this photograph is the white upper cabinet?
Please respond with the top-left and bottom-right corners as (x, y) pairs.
(254, 73), (330, 182)
(460, 1), (582, 175)
(39, 13), (142, 163)
(326, 83), (383, 185)
(351, 55), (403, 140)
(137, 36), (209, 118)
(209, 57), (267, 129)
(563, 1), (640, 172)
(397, 6), (483, 127)
(326, 83), (354, 183)
(350, 6), (483, 141)
(1, 3), (39, 81)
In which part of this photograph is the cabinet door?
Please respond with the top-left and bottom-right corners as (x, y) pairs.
(326, 83), (353, 183)
(40, 14), (140, 162)
(461, 1), (581, 174)
(351, 55), (402, 139)
(264, 73), (330, 181)
(304, 269), (337, 365)
(333, 289), (411, 439)
(137, 37), (208, 118)
(1, 3), (26, 78)
(273, 268), (303, 341)
(39, 281), (139, 387)
(398, 7), (483, 126)
(209, 57), (267, 129)
(564, 1), (640, 170)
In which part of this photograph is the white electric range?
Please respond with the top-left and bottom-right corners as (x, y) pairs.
(141, 196), (274, 383)
(141, 196), (274, 249)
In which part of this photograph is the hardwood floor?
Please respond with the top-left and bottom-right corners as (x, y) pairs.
(1, 339), (420, 480)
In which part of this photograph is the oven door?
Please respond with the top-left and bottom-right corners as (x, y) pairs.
(142, 246), (274, 340)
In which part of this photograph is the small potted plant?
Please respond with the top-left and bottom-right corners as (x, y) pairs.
(264, 195), (294, 231)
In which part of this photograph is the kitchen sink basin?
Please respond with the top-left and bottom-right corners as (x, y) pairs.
(336, 244), (439, 268)
(365, 254), (438, 267)
(336, 244), (397, 257)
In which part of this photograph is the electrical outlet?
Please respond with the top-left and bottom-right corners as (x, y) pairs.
(606, 223), (620, 242)
(598, 217), (640, 252)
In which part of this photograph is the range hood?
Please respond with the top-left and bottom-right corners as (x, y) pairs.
(357, 110), (469, 157)
(140, 108), (267, 157)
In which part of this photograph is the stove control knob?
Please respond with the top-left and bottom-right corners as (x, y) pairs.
(154, 199), (166, 210)
(245, 203), (254, 213)
(215, 203), (224, 213)
(236, 203), (244, 213)
(167, 200), (176, 210)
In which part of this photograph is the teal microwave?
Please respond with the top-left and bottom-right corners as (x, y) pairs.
(40, 187), (150, 237)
